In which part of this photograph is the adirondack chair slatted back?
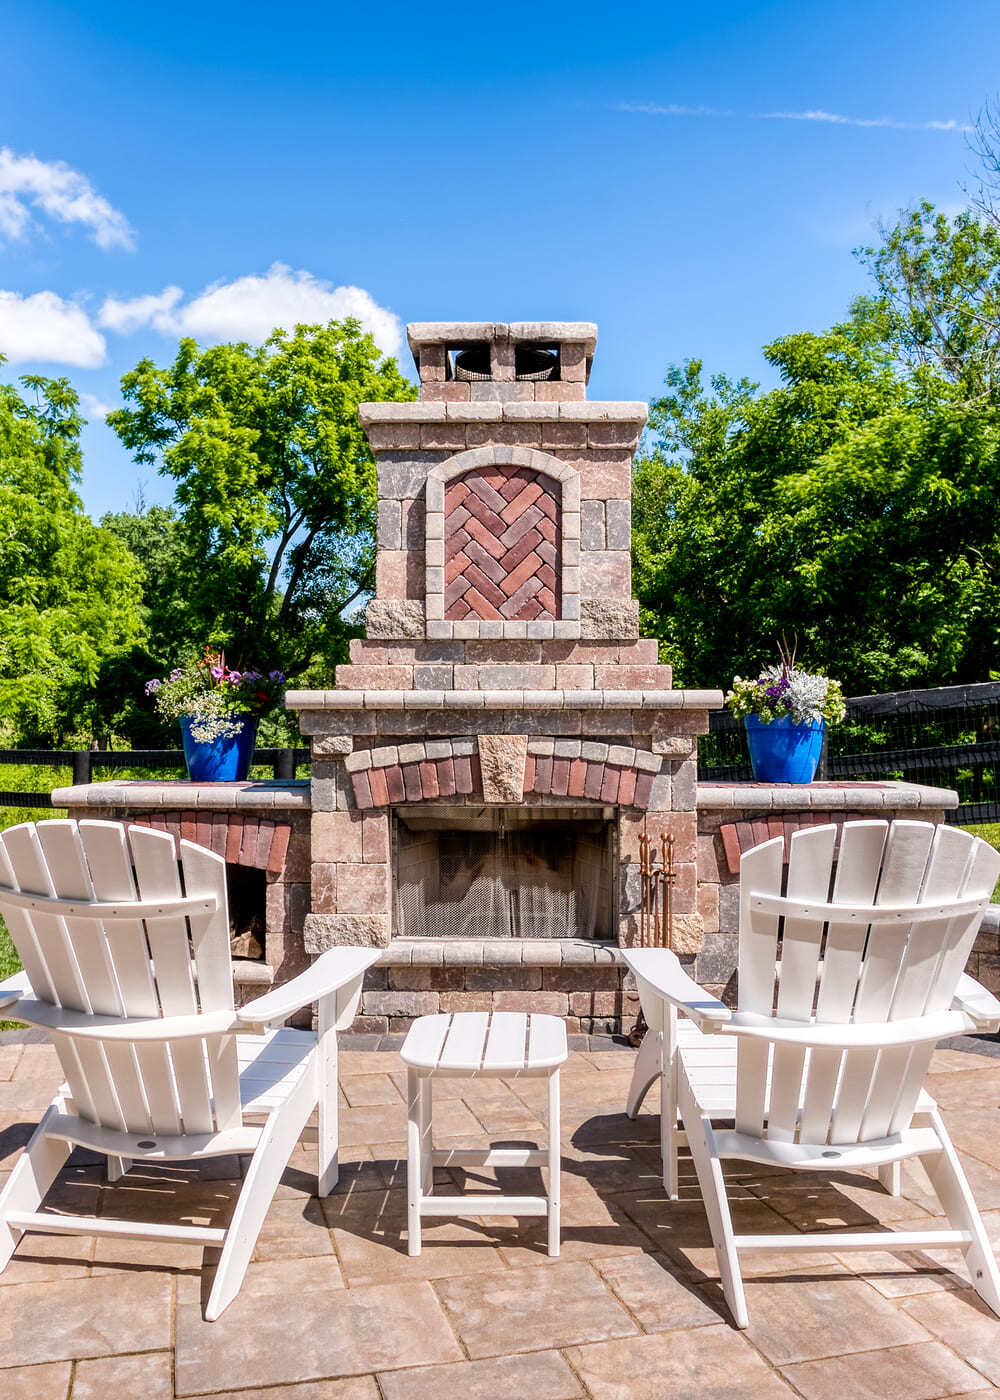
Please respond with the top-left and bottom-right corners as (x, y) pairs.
(736, 820), (1000, 1147)
(0, 819), (241, 1138)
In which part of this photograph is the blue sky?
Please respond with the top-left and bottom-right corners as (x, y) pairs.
(0, 0), (991, 518)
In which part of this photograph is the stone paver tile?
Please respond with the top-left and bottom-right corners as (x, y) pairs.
(0, 1226), (93, 1284)
(931, 1049), (993, 1073)
(324, 1193), (508, 1285)
(564, 1325), (797, 1399)
(584, 1051), (636, 1071)
(741, 1265), (930, 1364)
(433, 1259), (637, 1357)
(0, 1273), (172, 1366)
(92, 1231), (203, 1276)
(185, 1382), (379, 1400)
(340, 1074), (404, 1108)
(614, 1191), (819, 1276)
(830, 1215), (974, 1298)
(779, 1340), (990, 1400)
(594, 1252), (722, 1330)
(72, 1351), (173, 1400)
(899, 1153), (1000, 1216)
(927, 1068), (1000, 1110)
(338, 1099), (479, 1148)
(175, 1278), (462, 1394)
(495, 1187), (651, 1266)
(378, 1350), (583, 1400)
(941, 1109), (1000, 1170)
(337, 1050), (402, 1076)
(367, 1141), (459, 1192)
(0, 1361), (71, 1398)
(0, 1077), (62, 1111)
(253, 1195), (335, 1262)
(750, 1174), (935, 1230)
(0, 1044), (23, 1080)
(177, 1254), (345, 1305)
(903, 1289), (1000, 1385)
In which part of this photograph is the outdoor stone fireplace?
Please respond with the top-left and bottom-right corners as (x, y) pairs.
(286, 320), (724, 1035)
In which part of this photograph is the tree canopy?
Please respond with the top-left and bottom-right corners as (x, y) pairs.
(107, 319), (415, 682)
(633, 314), (1000, 692)
(0, 369), (145, 743)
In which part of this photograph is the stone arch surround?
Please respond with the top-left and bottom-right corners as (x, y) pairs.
(425, 446), (581, 639)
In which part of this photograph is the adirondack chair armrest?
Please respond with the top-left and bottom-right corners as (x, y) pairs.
(622, 949), (731, 1033)
(0, 969), (32, 1011)
(951, 973), (1000, 1031)
(236, 948), (380, 1029)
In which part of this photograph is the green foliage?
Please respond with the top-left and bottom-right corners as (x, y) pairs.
(854, 202), (1000, 397)
(0, 368), (146, 743)
(633, 316), (1000, 692)
(107, 320), (415, 691)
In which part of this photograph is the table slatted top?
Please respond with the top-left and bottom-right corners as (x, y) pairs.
(401, 1012), (568, 1076)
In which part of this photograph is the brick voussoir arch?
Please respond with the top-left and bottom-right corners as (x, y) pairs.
(425, 446), (582, 636)
(344, 738), (662, 811)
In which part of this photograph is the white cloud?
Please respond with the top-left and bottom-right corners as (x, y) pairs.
(0, 290), (105, 367)
(99, 264), (402, 354)
(98, 286), (183, 335)
(0, 147), (134, 251)
(616, 103), (973, 133)
(79, 391), (113, 419)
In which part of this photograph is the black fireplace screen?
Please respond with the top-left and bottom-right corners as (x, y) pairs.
(394, 806), (614, 939)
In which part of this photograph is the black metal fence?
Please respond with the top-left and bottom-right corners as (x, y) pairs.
(0, 748), (310, 810)
(699, 681), (1000, 825)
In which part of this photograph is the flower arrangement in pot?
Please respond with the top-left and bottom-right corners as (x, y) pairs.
(146, 648), (286, 782)
(725, 641), (846, 784)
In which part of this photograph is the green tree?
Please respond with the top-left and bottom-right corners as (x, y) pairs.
(0, 368), (145, 743)
(108, 319), (415, 680)
(633, 324), (1000, 692)
(853, 202), (1000, 397)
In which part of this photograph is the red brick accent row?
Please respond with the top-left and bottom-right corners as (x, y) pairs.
(445, 466), (561, 621)
(525, 759), (653, 810)
(352, 756), (483, 809)
(719, 813), (853, 876)
(129, 812), (292, 874)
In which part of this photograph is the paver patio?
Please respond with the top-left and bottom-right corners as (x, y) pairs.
(2, 1031), (1000, 1399)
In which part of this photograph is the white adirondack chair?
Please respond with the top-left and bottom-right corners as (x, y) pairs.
(623, 819), (1000, 1328)
(0, 819), (378, 1319)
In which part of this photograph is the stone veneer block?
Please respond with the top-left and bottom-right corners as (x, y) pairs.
(477, 733), (529, 803)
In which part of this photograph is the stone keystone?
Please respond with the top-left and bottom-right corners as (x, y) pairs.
(477, 734), (529, 803)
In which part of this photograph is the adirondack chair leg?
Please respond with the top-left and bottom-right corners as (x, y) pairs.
(407, 1068), (423, 1257)
(677, 1067), (749, 1328)
(919, 1108), (1000, 1315)
(0, 1108), (71, 1270)
(204, 1061), (317, 1321)
(877, 1161), (901, 1196)
(106, 1155), (132, 1183)
(317, 995), (339, 1196)
(626, 1028), (661, 1119)
(547, 1066), (561, 1257)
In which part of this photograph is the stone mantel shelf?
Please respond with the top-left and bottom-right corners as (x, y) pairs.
(50, 779), (312, 811)
(286, 688), (724, 712)
(379, 938), (625, 968)
(696, 780), (958, 811)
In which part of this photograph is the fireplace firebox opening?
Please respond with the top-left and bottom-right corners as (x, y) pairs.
(393, 805), (616, 940)
(226, 863), (267, 960)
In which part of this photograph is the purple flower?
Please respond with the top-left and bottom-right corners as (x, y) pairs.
(144, 678), (161, 695)
(269, 670), (286, 682)
(228, 670), (242, 683)
(210, 665), (224, 679)
(169, 668), (183, 680)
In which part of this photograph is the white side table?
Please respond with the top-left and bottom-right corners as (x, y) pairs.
(400, 1010), (568, 1257)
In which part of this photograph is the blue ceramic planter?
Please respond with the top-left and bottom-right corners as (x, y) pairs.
(744, 714), (825, 784)
(180, 715), (258, 782)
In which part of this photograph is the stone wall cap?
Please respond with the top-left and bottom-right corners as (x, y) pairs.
(406, 321), (598, 352)
(358, 399), (647, 425)
(51, 779), (312, 811)
(695, 780), (959, 811)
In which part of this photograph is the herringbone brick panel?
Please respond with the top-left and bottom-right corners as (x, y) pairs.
(444, 466), (562, 621)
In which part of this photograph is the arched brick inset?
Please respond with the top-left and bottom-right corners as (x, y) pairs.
(129, 812), (291, 873)
(445, 465), (561, 621)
